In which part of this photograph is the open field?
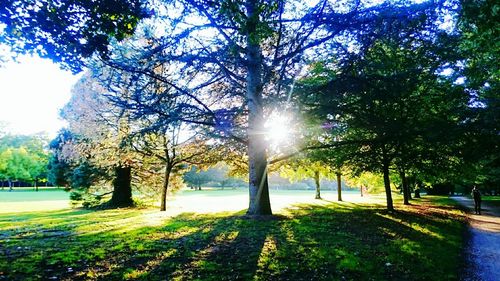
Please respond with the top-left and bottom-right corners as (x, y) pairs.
(0, 189), (466, 281)
(0, 188), (369, 214)
(0, 188), (71, 213)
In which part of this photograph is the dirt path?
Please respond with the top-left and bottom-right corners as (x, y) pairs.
(451, 196), (500, 281)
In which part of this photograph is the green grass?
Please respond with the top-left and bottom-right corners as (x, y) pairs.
(481, 195), (500, 208)
(0, 188), (68, 201)
(0, 188), (71, 213)
(0, 192), (466, 281)
(482, 196), (500, 201)
(0, 187), (362, 214)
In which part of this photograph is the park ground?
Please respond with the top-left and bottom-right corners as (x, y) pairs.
(0, 188), (470, 281)
(451, 196), (500, 281)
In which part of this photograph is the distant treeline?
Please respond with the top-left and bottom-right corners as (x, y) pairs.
(0, 180), (51, 188)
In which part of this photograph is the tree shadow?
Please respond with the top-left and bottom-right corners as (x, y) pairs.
(0, 199), (466, 281)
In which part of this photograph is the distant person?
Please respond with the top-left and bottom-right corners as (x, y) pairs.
(471, 186), (482, 215)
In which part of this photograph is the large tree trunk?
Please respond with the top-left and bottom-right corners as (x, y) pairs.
(245, 0), (272, 216)
(336, 172), (342, 201)
(314, 170), (321, 199)
(8, 180), (13, 191)
(110, 166), (133, 207)
(400, 170), (409, 205)
(382, 161), (394, 211)
(160, 165), (172, 211)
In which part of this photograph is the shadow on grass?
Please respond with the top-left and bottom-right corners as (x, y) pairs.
(0, 198), (466, 281)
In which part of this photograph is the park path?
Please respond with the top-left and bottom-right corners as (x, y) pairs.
(451, 196), (500, 281)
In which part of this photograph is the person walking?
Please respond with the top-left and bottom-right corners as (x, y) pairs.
(472, 186), (482, 215)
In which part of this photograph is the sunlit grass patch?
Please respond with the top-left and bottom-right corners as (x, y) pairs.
(0, 195), (466, 281)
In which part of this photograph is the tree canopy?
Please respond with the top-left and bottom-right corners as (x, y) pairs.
(2, 0), (499, 211)
(0, 132), (49, 189)
(0, 0), (146, 72)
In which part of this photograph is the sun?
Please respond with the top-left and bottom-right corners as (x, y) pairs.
(264, 112), (292, 146)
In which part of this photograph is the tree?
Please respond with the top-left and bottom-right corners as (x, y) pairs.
(99, 0), (443, 215)
(48, 129), (105, 189)
(183, 166), (220, 191)
(459, 0), (499, 95)
(457, 0), (500, 194)
(0, 0), (146, 72)
(131, 131), (217, 211)
(58, 74), (139, 207)
(307, 137), (350, 202)
(280, 160), (333, 200)
(214, 164), (246, 189)
(1, 0), (148, 200)
(87, 51), (222, 210)
(24, 135), (50, 191)
(345, 171), (386, 194)
(299, 28), (469, 210)
(182, 163), (246, 190)
(47, 154), (71, 188)
(2, 0), (449, 215)
(0, 133), (49, 190)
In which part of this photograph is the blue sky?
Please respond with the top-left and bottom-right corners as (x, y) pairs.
(0, 55), (79, 138)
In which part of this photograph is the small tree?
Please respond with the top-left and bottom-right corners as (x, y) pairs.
(280, 160), (333, 200)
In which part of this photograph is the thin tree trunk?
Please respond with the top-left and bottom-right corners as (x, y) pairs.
(35, 179), (38, 192)
(110, 166), (133, 207)
(160, 165), (172, 211)
(414, 185), (421, 198)
(360, 185), (363, 197)
(336, 172), (342, 201)
(400, 170), (409, 205)
(382, 161), (394, 211)
(314, 170), (321, 199)
(245, 0), (272, 216)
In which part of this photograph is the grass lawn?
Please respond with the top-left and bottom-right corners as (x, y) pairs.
(0, 188), (71, 213)
(0, 190), (466, 281)
(481, 196), (500, 208)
